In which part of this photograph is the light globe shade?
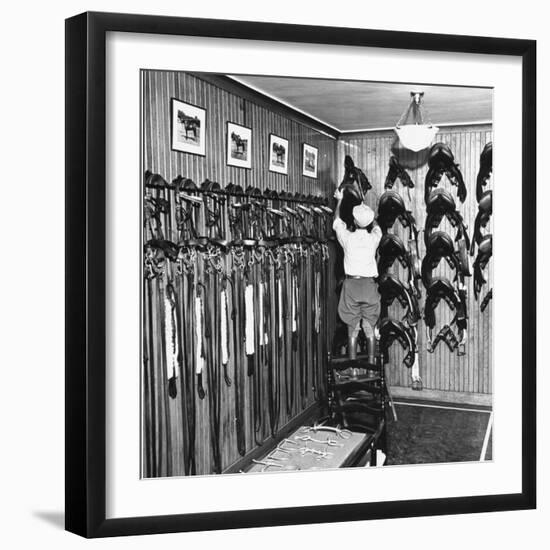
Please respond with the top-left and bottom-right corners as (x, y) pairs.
(395, 124), (439, 152)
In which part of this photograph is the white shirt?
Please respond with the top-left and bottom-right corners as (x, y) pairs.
(333, 218), (382, 277)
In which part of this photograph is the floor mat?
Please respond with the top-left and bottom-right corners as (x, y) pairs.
(385, 403), (492, 465)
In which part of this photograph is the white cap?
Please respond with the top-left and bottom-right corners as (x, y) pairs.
(352, 203), (375, 228)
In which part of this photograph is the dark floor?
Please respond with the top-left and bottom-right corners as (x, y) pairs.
(385, 402), (492, 465)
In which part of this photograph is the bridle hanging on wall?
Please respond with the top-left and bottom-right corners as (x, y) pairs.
(142, 170), (335, 476)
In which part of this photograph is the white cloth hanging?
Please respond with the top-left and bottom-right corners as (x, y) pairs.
(314, 273), (321, 334)
(195, 295), (204, 375)
(220, 289), (229, 365)
(259, 282), (268, 345)
(164, 295), (178, 378)
(291, 275), (297, 333)
(245, 284), (255, 355)
(278, 279), (283, 338)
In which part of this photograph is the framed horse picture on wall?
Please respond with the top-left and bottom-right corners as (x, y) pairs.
(302, 143), (318, 178)
(268, 133), (289, 174)
(227, 121), (252, 169)
(170, 98), (206, 156)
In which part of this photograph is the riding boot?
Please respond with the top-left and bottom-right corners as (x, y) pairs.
(348, 334), (357, 361)
(366, 333), (376, 366)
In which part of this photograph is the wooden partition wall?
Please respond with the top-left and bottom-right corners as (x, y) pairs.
(338, 125), (493, 396)
(142, 70), (338, 194)
(142, 70), (339, 477)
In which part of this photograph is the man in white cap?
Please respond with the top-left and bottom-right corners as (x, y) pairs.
(333, 189), (382, 364)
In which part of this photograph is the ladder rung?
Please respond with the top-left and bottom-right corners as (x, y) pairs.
(329, 358), (380, 371)
(335, 375), (381, 384)
(330, 353), (373, 364)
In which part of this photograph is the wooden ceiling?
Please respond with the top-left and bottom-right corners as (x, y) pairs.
(229, 75), (492, 132)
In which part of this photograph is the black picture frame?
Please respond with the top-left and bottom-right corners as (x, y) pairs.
(66, 11), (536, 538)
(170, 97), (207, 156)
(226, 120), (253, 169)
(268, 132), (289, 175)
(302, 142), (319, 178)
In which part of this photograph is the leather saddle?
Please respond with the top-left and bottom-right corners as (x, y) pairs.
(339, 155), (371, 198)
(384, 155), (414, 189)
(424, 276), (467, 355)
(377, 233), (408, 274)
(378, 317), (416, 368)
(378, 274), (421, 327)
(338, 155), (370, 230)
(473, 234), (492, 300)
(424, 142), (467, 204)
(377, 232), (422, 299)
(470, 190), (492, 256)
(377, 190), (405, 231)
(377, 191), (419, 239)
(423, 277), (460, 329)
(424, 188), (471, 254)
(476, 142), (493, 203)
(424, 187), (456, 244)
(421, 231), (459, 288)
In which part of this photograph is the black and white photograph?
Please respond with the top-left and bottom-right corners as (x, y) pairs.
(59, 7), (539, 540)
(268, 133), (289, 174)
(142, 71), (494, 478)
(170, 98), (207, 155)
(302, 142), (318, 178)
(227, 121), (252, 168)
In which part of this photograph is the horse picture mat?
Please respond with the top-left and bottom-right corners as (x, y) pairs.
(269, 133), (289, 174)
(171, 98), (206, 155)
(227, 121), (252, 168)
(302, 143), (318, 178)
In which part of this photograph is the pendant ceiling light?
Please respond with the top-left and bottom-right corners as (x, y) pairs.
(394, 91), (439, 152)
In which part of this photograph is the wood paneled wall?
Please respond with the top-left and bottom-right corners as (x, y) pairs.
(142, 70), (494, 478)
(338, 125), (493, 395)
(142, 70), (338, 477)
(142, 70), (337, 195)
